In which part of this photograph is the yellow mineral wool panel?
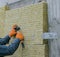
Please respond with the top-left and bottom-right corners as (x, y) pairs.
(6, 8), (19, 19)
(4, 8), (19, 35)
(5, 2), (48, 44)
(23, 44), (49, 57)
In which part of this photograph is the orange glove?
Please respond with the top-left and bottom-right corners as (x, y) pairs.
(16, 32), (24, 41)
(9, 24), (18, 37)
(9, 29), (17, 37)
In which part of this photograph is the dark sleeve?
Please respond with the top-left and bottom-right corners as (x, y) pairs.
(0, 35), (10, 45)
(0, 38), (20, 56)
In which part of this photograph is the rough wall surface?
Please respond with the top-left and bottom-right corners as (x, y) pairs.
(0, 1), (48, 57)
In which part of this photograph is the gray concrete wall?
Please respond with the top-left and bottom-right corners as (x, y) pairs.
(47, 0), (60, 57)
(8, 0), (46, 9)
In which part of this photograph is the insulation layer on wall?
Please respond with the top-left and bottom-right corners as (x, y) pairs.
(5, 1), (48, 44)
(18, 2), (48, 44)
(0, 6), (9, 37)
(5, 1), (48, 57)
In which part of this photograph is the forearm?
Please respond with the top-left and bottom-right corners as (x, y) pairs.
(0, 35), (10, 45)
(0, 38), (20, 56)
(7, 38), (20, 55)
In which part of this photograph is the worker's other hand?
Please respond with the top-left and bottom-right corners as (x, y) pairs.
(16, 32), (24, 41)
(9, 29), (17, 37)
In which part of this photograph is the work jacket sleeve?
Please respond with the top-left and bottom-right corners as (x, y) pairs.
(0, 38), (20, 56)
(0, 35), (11, 45)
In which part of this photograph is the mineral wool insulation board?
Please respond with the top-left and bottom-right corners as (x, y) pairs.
(5, 1), (48, 57)
(0, 6), (9, 37)
(5, 1), (48, 44)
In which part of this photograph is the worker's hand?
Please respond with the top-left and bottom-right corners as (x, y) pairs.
(9, 29), (17, 37)
(16, 32), (24, 41)
(9, 24), (18, 37)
